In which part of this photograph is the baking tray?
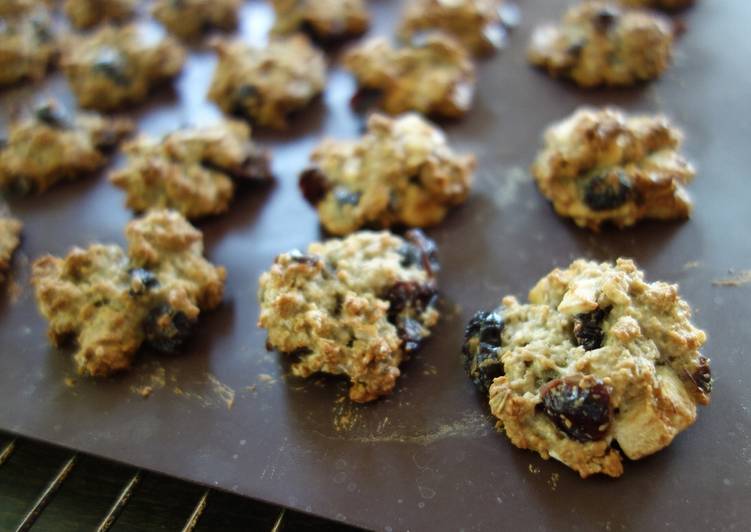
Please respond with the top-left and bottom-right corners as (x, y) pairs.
(1, 1), (749, 530)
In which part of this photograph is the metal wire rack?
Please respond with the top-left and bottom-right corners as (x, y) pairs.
(0, 434), (358, 531)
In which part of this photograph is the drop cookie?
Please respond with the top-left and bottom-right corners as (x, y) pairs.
(152, 0), (240, 41)
(532, 107), (695, 230)
(343, 33), (476, 118)
(32, 210), (226, 377)
(399, 0), (506, 56)
(270, 0), (369, 41)
(110, 119), (272, 219)
(528, 1), (673, 87)
(0, 216), (22, 283)
(0, 4), (57, 86)
(208, 36), (326, 130)
(299, 113), (474, 235)
(258, 230), (440, 402)
(61, 25), (186, 111)
(0, 100), (134, 194)
(462, 258), (711, 478)
(63, 0), (137, 30)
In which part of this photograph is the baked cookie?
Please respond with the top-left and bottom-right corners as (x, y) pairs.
(532, 107), (694, 230)
(32, 210), (226, 377)
(399, 0), (506, 56)
(343, 33), (476, 118)
(528, 1), (673, 87)
(152, 0), (240, 41)
(619, 0), (695, 10)
(63, 0), (138, 30)
(208, 36), (326, 130)
(110, 120), (272, 219)
(0, 216), (22, 283)
(300, 113), (474, 235)
(463, 258), (711, 478)
(0, 4), (57, 86)
(271, 0), (369, 41)
(258, 229), (440, 402)
(0, 100), (134, 194)
(61, 25), (186, 111)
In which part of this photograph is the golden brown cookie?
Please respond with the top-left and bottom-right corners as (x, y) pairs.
(208, 35), (326, 130)
(300, 113), (474, 235)
(258, 229), (439, 402)
(110, 119), (272, 219)
(271, 0), (369, 41)
(0, 100), (133, 194)
(0, 4), (57, 86)
(399, 0), (506, 56)
(463, 258), (711, 478)
(32, 210), (226, 377)
(343, 33), (476, 118)
(528, 1), (674, 87)
(532, 107), (695, 230)
(0, 216), (22, 282)
(152, 0), (240, 40)
(61, 25), (186, 111)
(63, 0), (137, 30)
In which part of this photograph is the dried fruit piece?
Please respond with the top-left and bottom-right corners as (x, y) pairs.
(462, 310), (504, 392)
(541, 377), (612, 442)
(144, 305), (196, 353)
(573, 307), (611, 350)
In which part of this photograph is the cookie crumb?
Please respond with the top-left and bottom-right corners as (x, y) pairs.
(712, 270), (751, 287)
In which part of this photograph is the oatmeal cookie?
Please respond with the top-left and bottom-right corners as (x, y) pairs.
(300, 113), (474, 235)
(63, 0), (137, 30)
(61, 25), (186, 111)
(152, 0), (240, 41)
(343, 33), (476, 118)
(463, 258), (711, 478)
(32, 210), (226, 377)
(0, 216), (22, 282)
(0, 100), (133, 194)
(619, 0), (695, 10)
(0, 4), (57, 86)
(258, 229), (440, 402)
(208, 36), (326, 130)
(399, 0), (506, 56)
(271, 0), (369, 41)
(528, 1), (673, 87)
(532, 107), (694, 230)
(110, 120), (271, 219)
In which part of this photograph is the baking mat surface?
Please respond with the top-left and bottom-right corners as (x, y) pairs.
(1, 1), (749, 530)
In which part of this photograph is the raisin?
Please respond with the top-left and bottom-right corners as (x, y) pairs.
(92, 47), (130, 86)
(462, 311), (504, 393)
(333, 186), (361, 206)
(573, 307), (610, 350)
(689, 356), (712, 394)
(584, 170), (632, 211)
(403, 229), (440, 276)
(35, 103), (71, 129)
(299, 167), (330, 206)
(128, 268), (160, 296)
(143, 305), (195, 353)
(541, 377), (611, 442)
(384, 281), (437, 354)
(593, 6), (619, 32)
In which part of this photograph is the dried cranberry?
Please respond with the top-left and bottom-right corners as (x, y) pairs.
(299, 167), (330, 206)
(689, 356), (712, 394)
(584, 170), (632, 211)
(403, 229), (440, 276)
(541, 377), (611, 442)
(573, 307), (610, 350)
(143, 305), (195, 353)
(384, 281), (437, 353)
(462, 311), (505, 392)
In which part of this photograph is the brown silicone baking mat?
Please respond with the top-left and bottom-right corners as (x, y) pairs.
(1, 1), (749, 530)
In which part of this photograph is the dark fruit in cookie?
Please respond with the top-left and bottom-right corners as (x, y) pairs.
(128, 268), (160, 296)
(299, 167), (330, 206)
(384, 281), (437, 353)
(573, 307), (610, 350)
(144, 305), (195, 353)
(541, 377), (611, 442)
(463, 310), (504, 393)
(583, 170), (632, 211)
(689, 355), (712, 394)
(403, 229), (440, 275)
